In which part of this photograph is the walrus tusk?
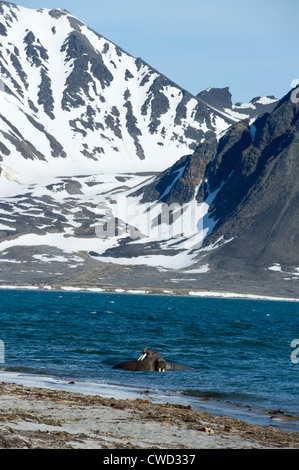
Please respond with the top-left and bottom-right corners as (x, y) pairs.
(158, 367), (165, 372)
(138, 353), (147, 361)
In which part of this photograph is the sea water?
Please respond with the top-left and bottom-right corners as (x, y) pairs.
(0, 289), (298, 431)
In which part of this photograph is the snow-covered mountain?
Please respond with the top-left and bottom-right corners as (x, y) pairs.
(0, 3), (279, 179)
(0, 1), (236, 181)
(138, 85), (299, 296)
(2, 2), (296, 298)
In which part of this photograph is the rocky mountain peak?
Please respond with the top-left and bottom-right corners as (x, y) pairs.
(197, 87), (233, 111)
(0, 2), (238, 178)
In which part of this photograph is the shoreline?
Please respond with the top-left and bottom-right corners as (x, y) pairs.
(0, 283), (299, 302)
(2, 368), (298, 433)
(1, 381), (299, 449)
(1, 369), (298, 434)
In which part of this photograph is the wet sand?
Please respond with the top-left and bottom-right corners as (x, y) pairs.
(0, 382), (298, 449)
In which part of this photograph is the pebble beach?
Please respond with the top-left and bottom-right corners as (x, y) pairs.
(1, 382), (299, 450)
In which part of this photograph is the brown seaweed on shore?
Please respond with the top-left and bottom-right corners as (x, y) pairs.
(0, 382), (299, 449)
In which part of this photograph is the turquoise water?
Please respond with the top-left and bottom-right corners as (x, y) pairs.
(0, 289), (298, 428)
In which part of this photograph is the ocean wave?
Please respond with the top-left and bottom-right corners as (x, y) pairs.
(181, 388), (258, 403)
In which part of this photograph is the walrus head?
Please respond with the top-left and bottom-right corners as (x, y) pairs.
(138, 348), (163, 361)
(138, 348), (166, 372)
(154, 358), (167, 373)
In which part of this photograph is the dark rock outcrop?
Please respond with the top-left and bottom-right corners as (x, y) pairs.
(197, 87), (299, 268)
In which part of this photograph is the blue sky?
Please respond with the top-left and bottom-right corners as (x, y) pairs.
(15, 0), (299, 103)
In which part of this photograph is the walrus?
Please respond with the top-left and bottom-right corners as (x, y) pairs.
(112, 347), (189, 372)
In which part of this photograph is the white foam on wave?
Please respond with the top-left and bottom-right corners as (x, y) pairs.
(0, 370), (145, 401)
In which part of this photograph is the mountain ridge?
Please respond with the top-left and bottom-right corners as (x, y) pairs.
(0, 1), (237, 179)
(0, 2), (278, 179)
(196, 87), (299, 268)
